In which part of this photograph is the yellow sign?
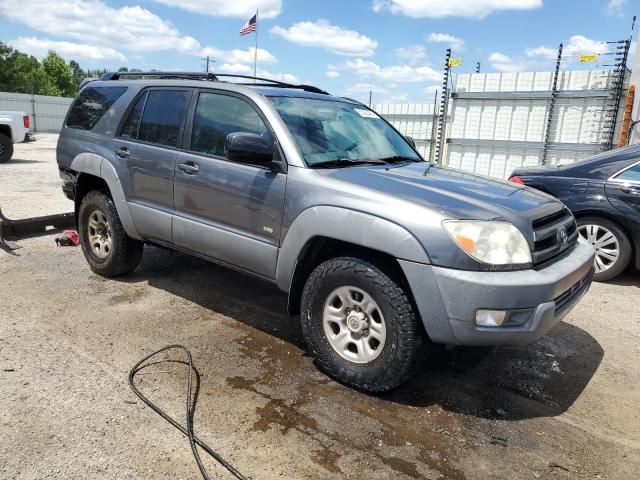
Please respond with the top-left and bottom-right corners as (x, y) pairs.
(448, 58), (462, 67)
(579, 53), (598, 63)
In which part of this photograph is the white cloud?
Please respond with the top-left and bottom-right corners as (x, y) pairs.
(201, 47), (277, 65)
(372, 0), (542, 18)
(326, 70), (340, 78)
(607, 0), (625, 16)
(564, 35), (608, 57)
(426, 33), (465, 51)
(9, 37), (127, 62)
(525, 45), (558, 60)
(271, 20), (378, 56)
(151, 0), (281, 19)
(217, 63), (299, 84)
(394, 45), (427, 65)
(0, 0), (202, 54)
(336, 58), (441, 83)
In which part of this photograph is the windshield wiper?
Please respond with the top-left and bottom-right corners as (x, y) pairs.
(309, 158), (386, 169)
(376, 155), (422, 164)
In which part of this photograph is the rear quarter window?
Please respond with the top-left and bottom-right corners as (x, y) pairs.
(66, 86), (127, 131)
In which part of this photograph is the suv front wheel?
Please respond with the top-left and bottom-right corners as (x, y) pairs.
(300, 257), (425, 392)
(78, 190), (143, 277)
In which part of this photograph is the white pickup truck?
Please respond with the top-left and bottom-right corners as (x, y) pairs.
(0, 111), (32, 163)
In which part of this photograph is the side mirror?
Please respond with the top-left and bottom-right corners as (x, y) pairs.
(405, 136), (416, 148)
(224, 132), (274, 165)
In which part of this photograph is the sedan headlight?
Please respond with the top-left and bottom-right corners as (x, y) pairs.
(443, 220), (532, 266)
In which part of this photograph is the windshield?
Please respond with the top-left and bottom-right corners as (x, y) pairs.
(269, 97), (423, 167)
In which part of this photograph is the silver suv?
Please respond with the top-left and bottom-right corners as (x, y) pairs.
(57, 72), (595, 392)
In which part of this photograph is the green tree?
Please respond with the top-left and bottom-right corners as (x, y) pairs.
(41, 51), (75, 97)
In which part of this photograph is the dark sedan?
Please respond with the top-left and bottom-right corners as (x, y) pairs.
(510, 145), (640, 281)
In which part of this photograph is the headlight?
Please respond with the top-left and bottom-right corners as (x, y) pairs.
(443, 220), (532, 266)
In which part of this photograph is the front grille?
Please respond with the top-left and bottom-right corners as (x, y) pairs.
(531, 208), (578, 267)
(553, 268), (594, 318)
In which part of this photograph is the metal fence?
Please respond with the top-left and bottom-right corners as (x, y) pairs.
(0, 92), (73, 132)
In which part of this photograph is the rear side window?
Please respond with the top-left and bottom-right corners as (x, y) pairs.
(66, 86), (127, 130)
(617, 163), (640, 182)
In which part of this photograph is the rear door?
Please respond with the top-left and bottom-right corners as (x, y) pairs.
(172, 89), (286, 279)
(113, 88), (191, 242)
(605, 160), (640, 217)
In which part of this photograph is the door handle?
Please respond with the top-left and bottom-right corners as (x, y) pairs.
(114, 147), (130, 158)
(621, 185), (640, 195)
(178, 162), (199, 175)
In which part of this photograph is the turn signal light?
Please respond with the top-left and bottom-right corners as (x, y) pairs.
(509, 175), (525, 185)
(23, 115), (30, 129)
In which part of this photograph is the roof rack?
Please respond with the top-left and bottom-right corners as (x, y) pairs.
(99, 71), (329, 95)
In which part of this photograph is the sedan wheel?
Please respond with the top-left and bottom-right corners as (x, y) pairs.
(576, 216), (632, 282)
(578, 224), (619, 274)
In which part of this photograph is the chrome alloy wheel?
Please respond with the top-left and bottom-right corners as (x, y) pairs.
(322, 286), (386, 364)
(88, 209), (112, 259)
(578, 224), (620, 274)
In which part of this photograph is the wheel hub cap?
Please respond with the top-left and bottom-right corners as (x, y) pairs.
(578, 224), (620, 274)
(322, 286), (386, 364)
(88, 209), (112, 259)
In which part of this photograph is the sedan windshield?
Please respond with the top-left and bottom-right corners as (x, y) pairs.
(269, 96), (423, 167)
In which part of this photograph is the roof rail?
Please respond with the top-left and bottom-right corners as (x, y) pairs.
(101, 71), (217, 81)
(99, 71), (329, 95)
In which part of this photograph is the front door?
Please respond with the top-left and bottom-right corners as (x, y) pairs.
(113, 87), (191, 241)
(172, 90), (286, 279)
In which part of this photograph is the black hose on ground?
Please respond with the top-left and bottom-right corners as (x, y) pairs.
(128, 344), (249, 480)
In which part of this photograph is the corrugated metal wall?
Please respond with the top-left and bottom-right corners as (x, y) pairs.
(0, 92), (73, 132)
(373, 102), (440, 160)
(445, 70), (626, 178)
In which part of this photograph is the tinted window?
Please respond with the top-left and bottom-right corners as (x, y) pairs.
(120, 91), (147, 139)
(190, 93), (272, 157)
(618, 163), (640, 182)
(137, 90), (189, 147)
(66, 86), (127, 130)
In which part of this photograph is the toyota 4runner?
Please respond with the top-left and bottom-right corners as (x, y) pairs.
(57, 72), (595, 392)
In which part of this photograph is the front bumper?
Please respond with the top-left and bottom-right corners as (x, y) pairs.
(399, 239), (595, 346)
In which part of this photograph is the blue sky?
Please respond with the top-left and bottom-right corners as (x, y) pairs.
(0, 0), (637, 103)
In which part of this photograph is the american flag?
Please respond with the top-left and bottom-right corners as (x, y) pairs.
(240, 14), (257, 35)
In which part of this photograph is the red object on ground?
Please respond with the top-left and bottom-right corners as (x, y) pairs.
(55, 230), (80, 247)
(509, 175), (526, 185)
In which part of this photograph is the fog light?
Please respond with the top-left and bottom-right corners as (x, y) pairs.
(476, 309), (508, 327)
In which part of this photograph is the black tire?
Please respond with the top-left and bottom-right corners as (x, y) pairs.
(577, 216), (632, 282)
(300, 257), (426, 392)
(0, 133), (13, 163)
(78, 190), (143, 277)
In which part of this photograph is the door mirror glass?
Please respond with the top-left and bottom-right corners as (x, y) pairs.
(225, 132), (274, 164)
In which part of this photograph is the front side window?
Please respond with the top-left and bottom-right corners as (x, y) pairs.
(67, 86), (127, 131)
(190, 92), (273, 157)
(268, 97), (421, 167)
(617, 163), (640, 182)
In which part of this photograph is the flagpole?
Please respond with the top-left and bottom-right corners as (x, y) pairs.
(253, 8), (258, 80)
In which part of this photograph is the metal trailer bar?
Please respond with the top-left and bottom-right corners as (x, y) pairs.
(435, 49), (452, 164)
(447, 138), (605, 152)
(451, 90), (613, 100)
(0, 208), (75, 252)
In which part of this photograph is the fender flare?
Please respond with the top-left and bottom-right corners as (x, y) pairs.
(275, 206), (430, 291)
(71, 153), (142, 240)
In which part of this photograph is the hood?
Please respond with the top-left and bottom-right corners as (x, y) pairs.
(322, 162), (560, 222)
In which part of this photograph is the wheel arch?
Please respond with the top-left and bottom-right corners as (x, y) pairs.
(70, 153), (142, 240)
(0, 124), (12, 141)
(277, 206), (430, 316)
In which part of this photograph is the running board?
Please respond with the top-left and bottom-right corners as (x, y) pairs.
(0, 207), (75, 252)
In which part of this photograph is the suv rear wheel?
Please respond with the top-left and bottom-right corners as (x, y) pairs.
(78, 190), (143, 277)
(577, 216), (632, 281)
(0, 134), (13, 163)
(300, 257), (425, 392)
